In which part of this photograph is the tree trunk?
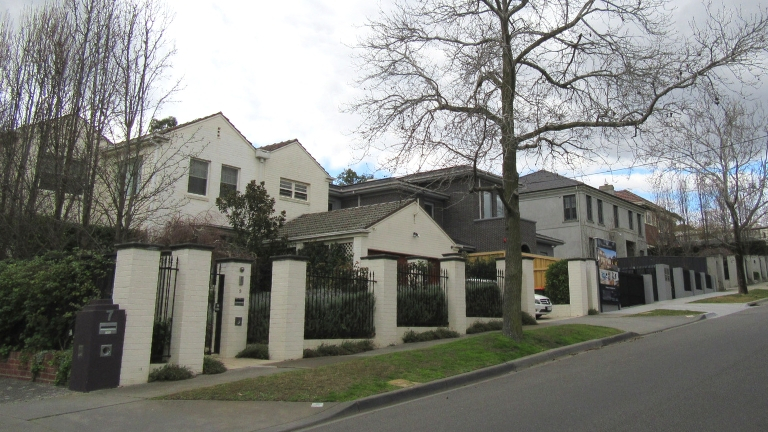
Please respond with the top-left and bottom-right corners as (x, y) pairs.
(734, 253), (749, 295)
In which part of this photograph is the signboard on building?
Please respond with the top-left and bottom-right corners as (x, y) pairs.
(596, 238), (620, 307)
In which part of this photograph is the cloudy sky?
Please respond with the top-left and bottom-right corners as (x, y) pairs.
(5, 0), (766, 199)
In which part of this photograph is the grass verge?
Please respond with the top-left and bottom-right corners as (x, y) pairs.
(691, 289), (768, 304)
(625, 309), (704, 317)
(160, 324), (621, 402)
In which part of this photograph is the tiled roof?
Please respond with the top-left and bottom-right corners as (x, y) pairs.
(400, 165), (502, 183)
(519, 170), (582, 193)
(280, 200), (415, 239)
(614, 190), (645, 204)
(259, 139), (297, 152)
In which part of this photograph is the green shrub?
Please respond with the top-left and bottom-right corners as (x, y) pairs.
(304, 290), (375, 339)
(522, 311), (537, 325)
(202, 356), (227, 374)
(236, 343), (269, 359)
(466, 320), (503, 334)
(303, 340), (375, 358)
(148, 364), (194, 382)
(544, 259), (570, 304)
(51, 350), (72, 387)
(465, 281), (503, 317)
(402, 328), (459, 343)
(0, 251), (112, 351)
(588, 308), (599, 315)
(397, 285), (448, 326)
(466, 257), (497, 280)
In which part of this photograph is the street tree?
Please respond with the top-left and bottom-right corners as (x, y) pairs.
(649, 89), (768, 294)
(335, 168), (373, 186)
(351, 0), (768, 339)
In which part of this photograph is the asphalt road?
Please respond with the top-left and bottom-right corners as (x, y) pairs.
(308, 304), (768, 432)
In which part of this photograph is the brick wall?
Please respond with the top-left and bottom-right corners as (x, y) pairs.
(0, 352), (59, 384)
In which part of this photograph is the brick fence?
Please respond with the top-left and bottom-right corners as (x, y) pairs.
(0, 352), (59, 384)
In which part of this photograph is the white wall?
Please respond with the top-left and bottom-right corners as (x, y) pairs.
(366, 202), (456, 258)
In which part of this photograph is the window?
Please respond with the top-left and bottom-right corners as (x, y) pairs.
(495, 195), (505, 217)
(38, 152), (85, 195)
(563, 195), (577, 221)
(613, 205), (619, 228)
(125, 156), (142, 197)
(219, 165), (238, 197)
(187, 159), (209, 195)
(628, 210), (634, 230)
(597, 199), (604, 224)
(424, 202), (434, 218)
(279, 178), (308, 201)
(637, 213), (643, 235)
(586, 195), (593, 222)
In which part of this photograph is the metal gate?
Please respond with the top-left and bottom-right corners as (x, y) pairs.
(152, 253), (178, 363)
(206, 263), (224, 355)
(617, 272), (645, 307)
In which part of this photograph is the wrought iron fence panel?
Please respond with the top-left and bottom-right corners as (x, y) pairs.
(304, 267), (376, 339)
(465, 269), (504, 318)
(248, 290), (271, 344)
(152, 253), (178, 363)
(397, 262), (448, 327)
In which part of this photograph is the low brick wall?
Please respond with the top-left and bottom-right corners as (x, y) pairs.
(0, 352), (58, 384)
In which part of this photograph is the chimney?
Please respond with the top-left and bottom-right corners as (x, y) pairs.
(599, 184), (615, 195)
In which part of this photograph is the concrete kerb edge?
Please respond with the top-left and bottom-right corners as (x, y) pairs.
(747, 297), (768, 307)
(271, 331), (640, 432)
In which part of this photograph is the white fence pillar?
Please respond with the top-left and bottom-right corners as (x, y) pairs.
(643, 274), (654, 304)
(672, 268), (689, 298)
(216, 259), (252, 358)
(112, 243), (161, 386)
(268, 256), (307, 361)
(168, 245), (212, 374)
(441, 255), (467, 335)
(654, 264), (671, 301)
(521, 258), (536, 316)
(362, 255), (399, 347)
(567, 260), (589, 317)
(585, 260), (599, 312)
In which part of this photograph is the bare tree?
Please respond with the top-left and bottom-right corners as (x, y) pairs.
(649, 88), (768, 294)
(351, 0), (768, 339)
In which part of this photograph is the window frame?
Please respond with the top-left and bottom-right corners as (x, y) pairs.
(586, 195), (593, 222)
(187, 158), (209, 196)
(423, 202), (435, 218)
(613, 205), (619, 228)
(597, 199), (604, 224)
(563, 194), (578, 221)
(628, 210), (634, 230)
(637, 213), (643, 235)
(219, 165), (239, 198)
(279, 178), (309, 201)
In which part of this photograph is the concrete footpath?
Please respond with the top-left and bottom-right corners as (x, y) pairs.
(1, 283), (765, 432)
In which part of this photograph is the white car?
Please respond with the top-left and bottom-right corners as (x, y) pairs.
(534, 294), (552, 319)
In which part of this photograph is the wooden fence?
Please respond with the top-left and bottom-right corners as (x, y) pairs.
(467, 251), (560, 291)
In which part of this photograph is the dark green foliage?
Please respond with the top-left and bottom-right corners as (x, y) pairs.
(216, 180), (287, 259)
(202, 356), (227, 374)
(466, 320), (503, 334)
(303, 340), (375, 358)
(51, 350), (72, 386)
(149, 116), (178, 132)
(465, 281), (502, 317)
(148, 364), (194, 382)
(402, 328), (459, 343)
(544, 259), (570, 305)
(150, 320), (172, 363)
(236, 343), (269, 359)
(465, 257), (497, 280)
(588, 308), (599, 315)
(304, 290), (375, 339)
(301, 241), (353, 273)
(521, 311), (538, 325)
(334, 168), (373, 186)
(397, 284), (448, 326)
(0, 251), (111, 351)
(247, 291), (271, 344)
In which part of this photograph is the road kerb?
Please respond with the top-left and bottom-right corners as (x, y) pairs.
(266, 331), (639, 432)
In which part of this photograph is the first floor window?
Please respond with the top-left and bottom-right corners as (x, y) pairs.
(563, 195), (577, 221)
(424, 202), (434, 218)
(638, 213), (643, 235)
(586, 195), (593, 222)
(126, 156), (143, 196)
(597, 199), (604, 224)
(628, 210), (634, 230)
(219, 165), (238, 197)
(280, 178), (308, 200)
(613, 205), (620, 228)
(188, 159), (208, 195)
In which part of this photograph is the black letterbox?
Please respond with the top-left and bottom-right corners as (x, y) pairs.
(69, 299), (126, 392)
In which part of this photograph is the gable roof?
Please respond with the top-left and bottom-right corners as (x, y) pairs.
(519, 170), (582, 193)
(258, 139), (332, 180)
(280, 200), (414, 239)
(615, 189), (683, 220)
